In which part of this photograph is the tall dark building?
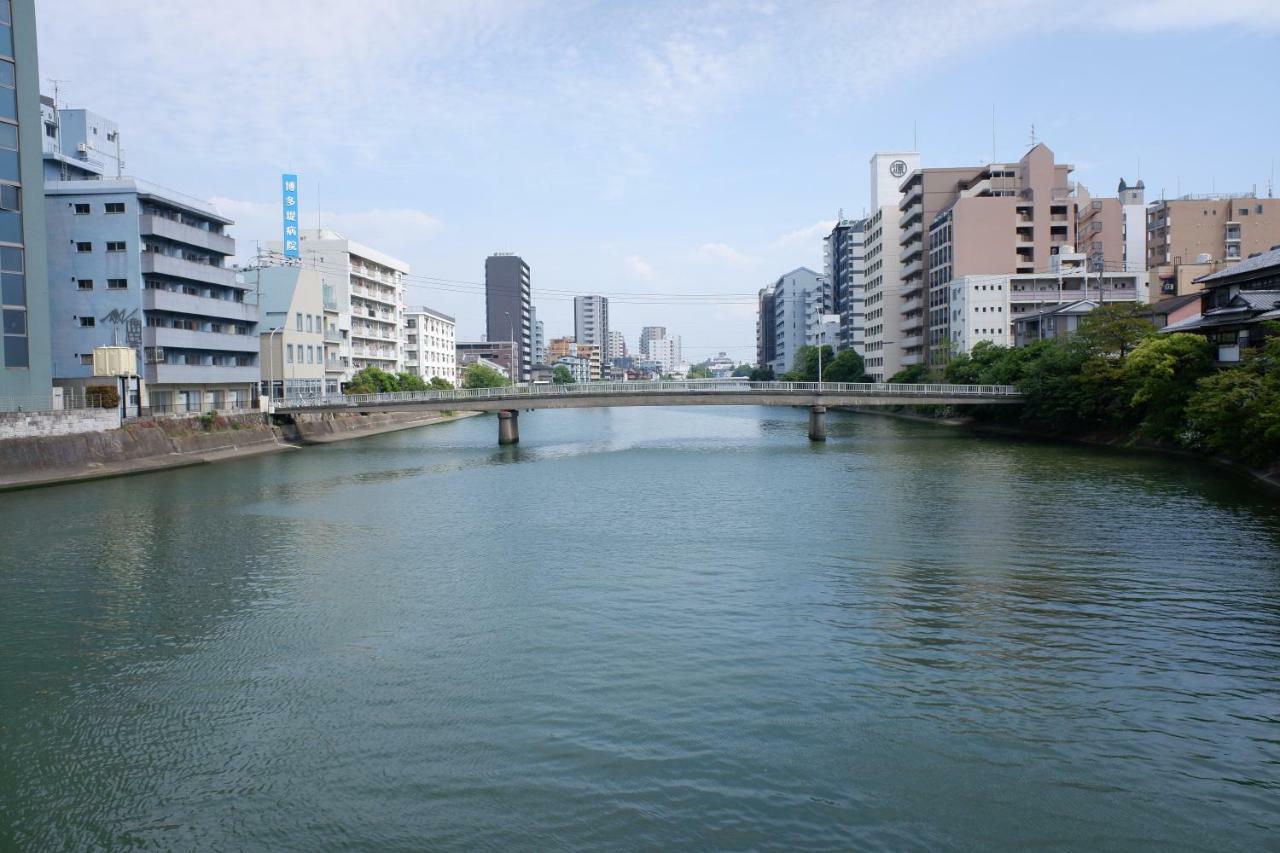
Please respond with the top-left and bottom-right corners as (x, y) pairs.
(484, 254), (531, 383)
(823, 218), (867, 354)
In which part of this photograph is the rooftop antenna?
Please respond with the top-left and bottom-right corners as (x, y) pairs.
(1269, 158), (1275, 198)
(1028, 123), (1038, 148)
(48, 78), (68, 181)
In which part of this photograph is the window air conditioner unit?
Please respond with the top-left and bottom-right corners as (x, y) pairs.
(76, 142), (89, 153)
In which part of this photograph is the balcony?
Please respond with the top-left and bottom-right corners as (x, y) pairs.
(140, 252), (237, 287)
(350, 285), (398, 308)
(900, 220), (923, 244)
(899, 334), (924, 349)
(325, 357), (346, 373)
(142, 287), (257, 322)
(144, 363), (259, 385)
(324, 328), (342, 343)
(139, 214), (235, 255)
(899, 353), (922, 366)
(144, 326), (260, 353)
(901, 257), (922, 278)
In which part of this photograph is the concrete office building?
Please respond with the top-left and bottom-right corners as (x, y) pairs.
(404, 306), (456, 386)
(823, 217), (867, 353)
(271, 229), (407, 380)
(756, 267), (829, 375)
(554, 355), (590, 383)
(46, 178), (258, 411)
(1147, 193), (1280, 297)
(255, 266), (327, 400)
(647, 335), (681, 374)
(863, 152), (920, 381)
(573, 294), (608, 355)
(485, 254), (531, 383)
(0, 0), (52, 408)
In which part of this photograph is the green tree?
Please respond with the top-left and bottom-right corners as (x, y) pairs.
(887, 363), (930, 383)
(732, 364), (753, 377)
(1071, 302), (1154, 360)
(1121, 333), (1214, 441)
(1184, 334), (1280, 465)
(345, 366), (400, 394)
(396, 371), (428, 392)
(462, 362), (511, 389)
(749, 366), (775, 381)
(552, 364), (575, 384)
(428, 376), (454, 390)
(823, 349), (870, 383)
(687, 365), (714, 379)
(782, 345), (834, 381)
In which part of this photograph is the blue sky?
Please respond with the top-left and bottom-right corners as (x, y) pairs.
(38, 0), (1280, 361)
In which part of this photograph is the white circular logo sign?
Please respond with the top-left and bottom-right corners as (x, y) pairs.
(889, 160), (908, 178)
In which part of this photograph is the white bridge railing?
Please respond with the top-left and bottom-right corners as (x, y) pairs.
(279, 380), (1020, 411)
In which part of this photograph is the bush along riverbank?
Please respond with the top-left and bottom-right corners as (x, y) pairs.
(891, 304), (1280, 481)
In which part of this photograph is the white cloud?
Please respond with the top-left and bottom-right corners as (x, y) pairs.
(696, 242), (756, 269)
(1093, 0), (1280, 30)
(623, 254), (655, 279)
(770, 220), (837, 251)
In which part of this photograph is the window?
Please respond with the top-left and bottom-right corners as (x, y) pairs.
(104, 202), (125, 214)
(107, 131), (117, 142)
(78, 316), (95, 327)
(75, 241), (92, 252)
(286, 344), (294, 363)
(295, 312), (302, 331)
(307, 345), (314, 364)
(105, 241), (126, 252)
(80, 354), (93, 366)
(107, 278), (127, 290)
(305, 314), (313, 332)
(77, 279), (93, 290)
(73, 203), (90, 215)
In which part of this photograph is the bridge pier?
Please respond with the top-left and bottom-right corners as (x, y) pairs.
(808, 405), (827, 442)
(497, 410), (520, 445)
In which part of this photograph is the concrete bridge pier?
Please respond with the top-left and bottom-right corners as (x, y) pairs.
(808, 406), (827, 442)
(497, 410), (520, 445)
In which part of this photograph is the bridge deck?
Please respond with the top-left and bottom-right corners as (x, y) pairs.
(276, 380), (1020, 414)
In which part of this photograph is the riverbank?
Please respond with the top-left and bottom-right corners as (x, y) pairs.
(0, 410), (479, 492)
(844, 405), (1280, 493)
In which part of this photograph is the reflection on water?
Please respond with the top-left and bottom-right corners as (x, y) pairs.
(1, 407), (1278, 851)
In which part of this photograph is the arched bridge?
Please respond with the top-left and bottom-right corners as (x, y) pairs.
(276, 380), (1021, 443)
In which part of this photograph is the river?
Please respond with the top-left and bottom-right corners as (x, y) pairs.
(2, 406), (1278, 851)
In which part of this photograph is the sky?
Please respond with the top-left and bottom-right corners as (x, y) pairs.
(37, 0), (1280, 362)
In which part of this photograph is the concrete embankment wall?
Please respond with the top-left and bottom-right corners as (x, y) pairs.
(290, 410), (476, 443)
(0, 413), (280, 487)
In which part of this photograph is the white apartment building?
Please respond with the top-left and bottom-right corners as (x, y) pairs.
(648, 335), (682, 373)
(404, 306), (457, 386)
(607, 329), (626, 362)
(574, 295), (609, 354)
(863, 151), (920, 380)
(268, 228), (408, 380)
(949, 250), (1147, 355)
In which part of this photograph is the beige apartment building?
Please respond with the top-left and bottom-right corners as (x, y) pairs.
(1147, 194), (1280, 297)
(913, 144), (1136, 364)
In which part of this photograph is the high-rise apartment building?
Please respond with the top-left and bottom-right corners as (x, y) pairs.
(0, 0), (52, 408)
(404, 306), (456, 386)
(607, 329), (625, 362)
(823, 217), (867, 354)
(648, 335), (681, 374)
(270, 229), (409, 383)
(863, 152), (920, 381)
(47, 178), (259, 411)
(573, 294), (608, 356)
(530, 305), (545, 364)
(639, 326), (665, 357)
(1147, 193), (1280, 297)
(485, 254), (531, 383)
(909, 144), (1133, 365)
(756, 267), (829, 375)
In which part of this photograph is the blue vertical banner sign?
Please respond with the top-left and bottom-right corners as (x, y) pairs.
(281, 174), (300, 259)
